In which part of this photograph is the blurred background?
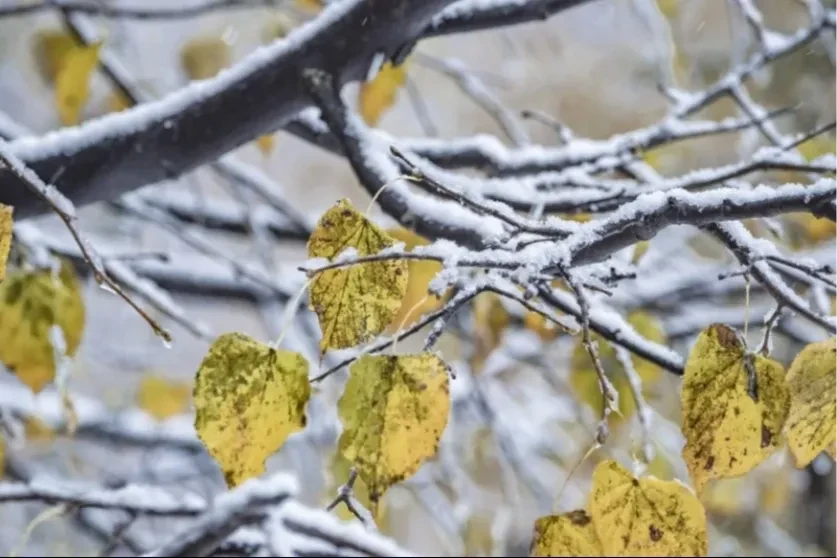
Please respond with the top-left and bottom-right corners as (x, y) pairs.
(0, 0), (834, 555)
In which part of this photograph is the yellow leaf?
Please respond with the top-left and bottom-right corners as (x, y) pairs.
(295, 0), (323, 11)
(470, 293), (510, 372)
(785, 337), (836, 468)
(0, 261), (85, 393)
(681, 324), (790, 493)
(56, 42), (102, 126)
(33, 31), (78, 83)
(384, 228), (444, 332)
(193, 332), (310, 487)
(632, 240), (650, 265)
(701, 477), (746, 516)
(359, 62), (407, 127)
(256, 134), (276, 157)
(570, 311), (665, 423)
(24, 417), (56, 443)
(0, 204), (12, 282)
(530, 510), (603, 557)
(307, 199), (408, 354)
(180, 36), (231, 81)
(589, 460), (708, 557)
(797, 135), (836, 162)
(655, 0), (679, 19)
(137, 375), (192, 421)
(523, 309), (563, 342)
(338, 353), (450, 508)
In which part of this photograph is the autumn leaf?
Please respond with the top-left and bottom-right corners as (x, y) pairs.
(589, 460), (708, 557)
(0, 261), (85, 393)
(523, 309), (563, 342)
(359, 62), (407, 127)
(307, 199), (408, 354)
(570, 311), (665, 423)
(384, 227), (444, 332)
(0, 204), (12, 282)
(180, 36), (231, 81)
(296, 0), (323, 11)
(632, 240), (650, 265)
(470, 293), (510, 372)
(56, 42), (102, 125)
(137, 375), (192, 421)
(681, 324), (790, 492)
(193, 332), (310, 487)
(784, 337), (836, 468)
(106, 89), (131, 114)
(530, 510), (603, 557)
(797, 135), (836, 163)
(33, 31), (77, 83)
(256, 134), (276, 157)
(338, 353), (450, 510)
(24, 417), (56, 443)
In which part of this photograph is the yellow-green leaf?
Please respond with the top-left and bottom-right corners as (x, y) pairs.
(785, 337), (836, 468)
(530, 510), (603, 557)
(338, 353), (450, 508)
(384, 227), (444, 332)
(0, 204), (12, 282)
(632, 240), (650, 265)
(137, 375), (192, 421)
(56, 42), (102, 126)
(589, 460), (708, 557)
(180, 36), (230, 81)
(194, 332), (310, 487)
(681, 324), (790, 492)
(570, 311), (664, 423)
(33, 31), (77, 83)
(307, 199), (408, 354)
(359, 62), (407, 127)
(0, 261), (85, 393)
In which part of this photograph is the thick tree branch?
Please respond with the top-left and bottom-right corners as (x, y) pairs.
(0, 0), (460, 217)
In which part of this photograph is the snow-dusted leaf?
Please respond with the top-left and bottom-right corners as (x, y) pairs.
(307, 199), (408, 354)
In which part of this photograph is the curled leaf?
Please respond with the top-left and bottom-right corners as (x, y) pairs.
(307, 199), (408, 354)
(590, 460), (708, 557)
(0, 261), (85, 393)
(194, 332), (310, 487)
(785, 337), (836, 468)
(530, 510), (603, 557)
(338, 353), (450, 507)
(359, 62), (407, 127)
(681, 324), (789, 492)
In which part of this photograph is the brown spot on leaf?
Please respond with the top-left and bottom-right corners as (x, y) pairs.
(733, 406), (740, 416)
(711, 323), (739, 349)
(632, 478), (640, 486)
(568, 510), (592, 526)
(705, 456), (715, 471)
(761, 424), (772, 448)
(649, 525), (663, 542)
